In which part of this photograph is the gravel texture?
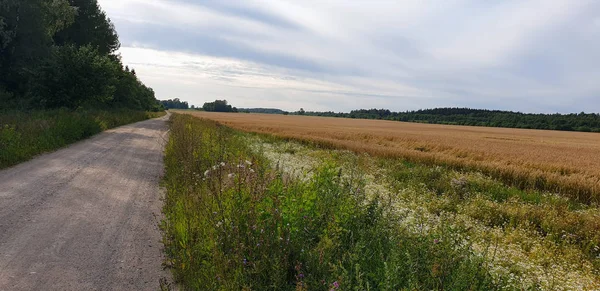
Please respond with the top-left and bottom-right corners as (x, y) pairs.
(0, 113), (170, 291)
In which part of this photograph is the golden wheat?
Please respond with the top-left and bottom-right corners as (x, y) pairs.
(177, 111), (600, 203)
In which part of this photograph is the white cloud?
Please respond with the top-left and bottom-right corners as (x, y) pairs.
(100, 0), (600, 113)
(118, 47), (437, 111)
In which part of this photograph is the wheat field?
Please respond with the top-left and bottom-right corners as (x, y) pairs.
(178, 111), (600, 203)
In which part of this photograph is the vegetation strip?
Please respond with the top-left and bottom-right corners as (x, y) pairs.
(178, 111), (600, 205)
(0, 110), (165, 169)
(163, 113), (600, 290)
(164, 114), (524, 290)
(248, 133), (600, 290)
(295, 108), (600, 133)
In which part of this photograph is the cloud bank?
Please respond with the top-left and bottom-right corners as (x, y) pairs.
(98, 0), (600, 113)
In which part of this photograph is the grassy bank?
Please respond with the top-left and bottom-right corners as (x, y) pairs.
(162, 114), (509, 290)
(0, 109), (165, 169)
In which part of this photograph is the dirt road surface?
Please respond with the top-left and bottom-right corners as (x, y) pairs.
(0, 114), (170, 291)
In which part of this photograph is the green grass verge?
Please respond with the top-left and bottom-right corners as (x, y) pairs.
(0, 109), (165, 169)
(162, 114), (502, 290)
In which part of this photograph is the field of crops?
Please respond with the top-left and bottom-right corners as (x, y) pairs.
(177, 111), (600, 204)
(162, 112), (600, 290)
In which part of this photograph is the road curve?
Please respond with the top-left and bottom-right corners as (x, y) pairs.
(0, 113), (170, 291)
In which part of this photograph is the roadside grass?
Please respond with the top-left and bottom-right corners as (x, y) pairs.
(252, 135), (600, 289)
(0, 109), (165, 169)
(162, 114), (503, 290)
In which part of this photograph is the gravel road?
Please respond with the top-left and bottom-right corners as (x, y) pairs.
(0, 113), (170, 291)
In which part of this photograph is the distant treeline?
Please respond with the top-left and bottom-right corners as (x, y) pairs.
(239, 108), (286, 114)
(160, 98), (189, 109)
(297, 108), (600, 132)
(202, 100), (237, 112)
(0, 0), (160, 111)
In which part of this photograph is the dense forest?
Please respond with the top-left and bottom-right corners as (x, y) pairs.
(0, 0), (160, 111)
(298, 108), (600, 132)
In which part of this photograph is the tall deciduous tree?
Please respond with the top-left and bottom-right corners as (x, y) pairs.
(30, 45), (118, 108)
(53, 0), (119, 55)
(0, 0), (75, 107)
(0, 0), (158, 111)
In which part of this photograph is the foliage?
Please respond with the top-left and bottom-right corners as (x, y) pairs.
(29, 45), (118, 108)
(202, 99), (238, 112)
(160, 98), (189, 109)
(112, 65), (159, 110)
(300, 107), (600, 133)
(53, 0), (120, 55)
(239, 108), (287, 114)
(0, 109), (164, 169)
(0, 0), (159, 110)
(162, 114), (500, 290)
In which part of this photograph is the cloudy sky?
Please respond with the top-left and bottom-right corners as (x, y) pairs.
(97, 0), (600, 113)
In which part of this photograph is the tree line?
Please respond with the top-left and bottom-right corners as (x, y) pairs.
(159, 99), (238, 112)
(297, 107), (600, 132)
(160, 98), (189, 109)
(0, 0), (160, 111)
(202, 100), (237, 112)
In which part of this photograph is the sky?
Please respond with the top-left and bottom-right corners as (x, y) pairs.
(97, 0), (600, 113)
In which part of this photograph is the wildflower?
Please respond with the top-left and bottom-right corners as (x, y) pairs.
(434, 239), (439, 244)
(331, 281), (340, 289)
(298, 273), (304, 279)
(228, 173), (234, 178)
(216, 221), (222, 227)
(243, 258), (248, 265)
(220, 162), (226, 167)
(451, 176), (468, 188)
(249, 169), (255, 173)
(245, 160), (252, 165)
